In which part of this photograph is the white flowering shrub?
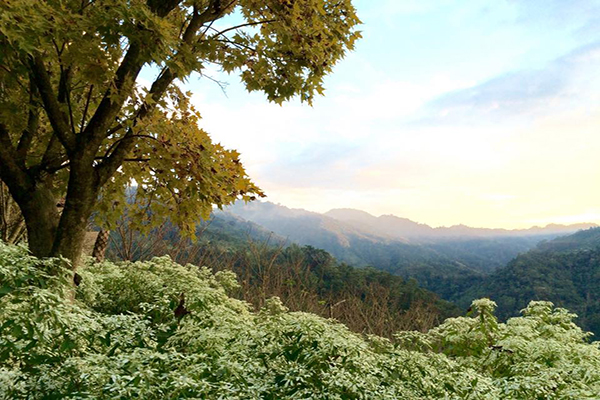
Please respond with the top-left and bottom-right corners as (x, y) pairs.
(0, 242), (599, 399)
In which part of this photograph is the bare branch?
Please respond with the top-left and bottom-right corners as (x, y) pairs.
(211, 19), (276, 38)
(65, 81), (77, 137)
(56, 62), (77, 138)
(213, 37), (258, 54)
(200, 72), (229, 96)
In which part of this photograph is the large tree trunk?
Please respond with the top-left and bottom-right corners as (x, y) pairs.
(51, 162), (99, 268)
(6, 175), (100, 272)
(15, 184), (60, 257)
(1, 156), (103, 270)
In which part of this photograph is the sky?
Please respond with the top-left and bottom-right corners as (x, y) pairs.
(177, 0), (600, 229)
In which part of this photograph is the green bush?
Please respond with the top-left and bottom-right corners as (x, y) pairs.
(1, 242), (599, 399)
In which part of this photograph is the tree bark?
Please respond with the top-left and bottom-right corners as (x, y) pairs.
(16, 184), (60, 257)
(5, 165), (102, 270)
(51, 160), (99, 268)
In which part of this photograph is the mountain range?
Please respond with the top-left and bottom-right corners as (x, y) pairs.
(117, 199), (600, 336)
(229, 201), (595, 243)
(221, 201), (596, 299)
(324, 207), (595, 241)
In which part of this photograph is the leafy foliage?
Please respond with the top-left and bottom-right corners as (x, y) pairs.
(1, 242), (600, 398)
(0, 0), (360, 262)
(96, 100), (264, 236)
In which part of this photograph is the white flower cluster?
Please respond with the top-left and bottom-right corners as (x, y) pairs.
(0, 242), (598, 399)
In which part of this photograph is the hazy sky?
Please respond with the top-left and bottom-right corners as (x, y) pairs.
(181, 0), (600, 228)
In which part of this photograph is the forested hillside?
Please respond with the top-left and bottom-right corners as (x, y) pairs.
(460, 228), (600, 335)
(107, 203), (600, 339)
(227, 201), (589, 300)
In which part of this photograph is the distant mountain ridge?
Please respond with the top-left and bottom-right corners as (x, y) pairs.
(227, 201), (596, 248)
(227, 201), (387, 251)
(325, 207), (597, 241)
(225, 201), (596, 300)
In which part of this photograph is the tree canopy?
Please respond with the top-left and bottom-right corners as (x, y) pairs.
(0, 0), (361, 266)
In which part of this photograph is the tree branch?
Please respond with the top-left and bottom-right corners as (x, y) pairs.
(81, 42), (144, 147)
(196, 0), (239, 27)
(80, 85), (94, 134)
(48, 156), (151, 173)
(15, 109), (38, 165)
(147, 0), (183, 17)
(102, 134), (159, 159)
(16, 78), (39, 165)
(210, 19), (276, 38)
(95, 3), (217, 185)
(82, 0), (185, 148)
(28, 56), (76, 154)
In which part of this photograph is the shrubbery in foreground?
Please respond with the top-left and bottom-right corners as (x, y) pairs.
(1, 242), (599, 399)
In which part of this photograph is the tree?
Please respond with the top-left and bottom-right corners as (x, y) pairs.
(0, 0), (361, 268)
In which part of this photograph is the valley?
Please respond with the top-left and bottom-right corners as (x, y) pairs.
(215, 201), (600, 334)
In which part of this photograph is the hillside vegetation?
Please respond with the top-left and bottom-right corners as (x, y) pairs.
(194, 208), (600, 339)
(1, 243), (600, 399)
(460, 228), (600, 336)
(106, 218), (459, 338)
